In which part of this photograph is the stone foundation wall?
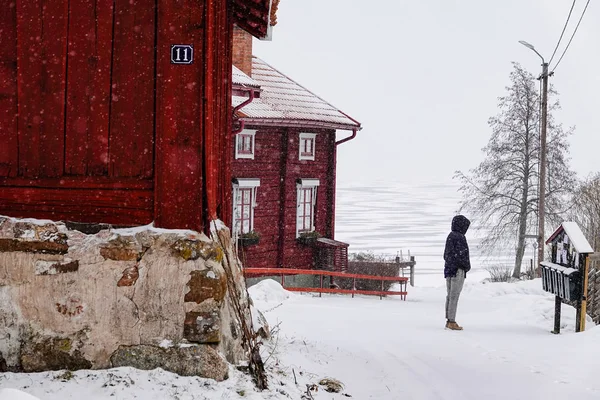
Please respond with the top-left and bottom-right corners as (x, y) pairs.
(0, 216), (251, 380)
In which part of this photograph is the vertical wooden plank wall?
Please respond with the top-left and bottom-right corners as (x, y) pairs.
(1, 1), (156, 225)
(203, 0), (233, 226)
(64, 0), (113, 176)
(1, 0), (238, 229)
(204, 0), (217, 222)
(0, 1), (17, 177)
(155, 0), (234, 230)
(17, 1), (68, 178)
(215, 4), (233, 227)
(155, 0), (205, 230)
(65, 0), (156, 178)
(109, 0), (155, 178)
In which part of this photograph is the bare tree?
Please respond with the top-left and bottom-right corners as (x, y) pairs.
(570, 173), (600, 251)
(456, 63), (575, 278)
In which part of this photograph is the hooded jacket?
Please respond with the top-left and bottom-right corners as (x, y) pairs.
(444, 215), (471, 278)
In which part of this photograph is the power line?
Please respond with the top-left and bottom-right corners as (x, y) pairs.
(548, 0), (577, 66)
(551, 0), (591, 73)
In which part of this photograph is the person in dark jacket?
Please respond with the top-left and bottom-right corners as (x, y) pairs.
(443, 215), (471, 330)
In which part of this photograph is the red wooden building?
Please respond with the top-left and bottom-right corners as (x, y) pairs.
(0, 0), (275, 232)
(230, 29), (361, 270)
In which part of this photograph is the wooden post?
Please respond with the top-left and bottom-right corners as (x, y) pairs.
(576, 299), (582, 333)
(410, 256), (415, 287)
(530, 259), (533, 277)
(579, 255), (590, 332)
(319, 274), (323, 298)
(552, 296), (561, 334)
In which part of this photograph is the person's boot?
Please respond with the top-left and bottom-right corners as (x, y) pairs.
(446, 321), (463, 331)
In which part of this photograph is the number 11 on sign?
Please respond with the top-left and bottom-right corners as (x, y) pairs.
(171, 45), (194, 65)
(175, 47), (189, 62)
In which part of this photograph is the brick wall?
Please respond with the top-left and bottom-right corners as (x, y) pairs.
(233, 25), (253, 76)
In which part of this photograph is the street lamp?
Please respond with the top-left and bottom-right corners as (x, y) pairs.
(518, 40), (545, 63)
(519, 40), (550, 276)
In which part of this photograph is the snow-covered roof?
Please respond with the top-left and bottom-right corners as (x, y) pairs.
(546, 221), (594, 254)
(232, 65), (261, 89)
(540, 261), (578, 276)
(232, 57), (361, 131)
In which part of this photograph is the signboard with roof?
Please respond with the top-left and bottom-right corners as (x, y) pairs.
(542, 222), (594, 333)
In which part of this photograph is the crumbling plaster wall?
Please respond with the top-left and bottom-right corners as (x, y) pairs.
(0, 216), (252, 380)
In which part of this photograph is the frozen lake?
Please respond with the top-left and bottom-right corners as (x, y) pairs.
(334, 181), (534, 285)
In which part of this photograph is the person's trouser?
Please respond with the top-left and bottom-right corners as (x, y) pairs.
(445, 269), (465, 322)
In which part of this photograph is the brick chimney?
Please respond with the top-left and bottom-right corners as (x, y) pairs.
(232, 25), (253, 76)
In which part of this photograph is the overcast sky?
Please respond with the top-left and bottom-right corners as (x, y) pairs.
(254, 0), (599, 187)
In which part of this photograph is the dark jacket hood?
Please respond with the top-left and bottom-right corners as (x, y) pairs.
(451, 215), (470, 235)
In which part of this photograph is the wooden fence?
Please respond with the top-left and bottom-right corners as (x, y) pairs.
(244, 268), (409, 300)
(587, 257), (600, 324)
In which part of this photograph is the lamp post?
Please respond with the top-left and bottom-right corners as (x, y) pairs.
(519, 40), (549, 275)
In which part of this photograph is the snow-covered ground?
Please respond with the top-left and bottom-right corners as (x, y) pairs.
(2, 274), (599, 399)
(251, 278), (600, 399)
(0, 183), (595, 399)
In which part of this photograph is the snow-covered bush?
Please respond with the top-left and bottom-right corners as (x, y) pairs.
(486, 265), (513, 282)
(343, 252), (403, 292)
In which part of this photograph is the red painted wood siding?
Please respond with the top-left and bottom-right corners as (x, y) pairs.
(154, 0), (205, 230)
(0, 0), (238, 230)
(0, 1), (156, 224)
(109, 0), (156, 179)
(214, 5), (233, 227)
(232, 126), (337, 269)
(64, 0), (112, 177)
(0, 1), (17, 178)
(17, 1), (68, 178)
(282, 129), (335, 269)
(155, 0), (233, 230)
(233, 127), (285, 268)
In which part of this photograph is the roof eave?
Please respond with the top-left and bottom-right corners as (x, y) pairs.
(239, 117), (361, 132)
(232, 85), (261, 98)
(232, 0), (273, 40)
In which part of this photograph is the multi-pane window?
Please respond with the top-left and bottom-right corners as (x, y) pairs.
(232, 178), (260, 235)
(235, 129), (257, 159)
(298, 187), (314, 233)
(296, 179), (320, 236)
(299, 133), (316, 161)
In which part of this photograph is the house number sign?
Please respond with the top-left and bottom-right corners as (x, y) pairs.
(171, 45), (194, 65)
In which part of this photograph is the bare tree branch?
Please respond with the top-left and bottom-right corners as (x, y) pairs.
(455, 62), (576, 278)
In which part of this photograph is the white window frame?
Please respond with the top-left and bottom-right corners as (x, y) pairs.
(235, 129), (257, 160)
(296, 178), (320, 237)
(298, 132), (316, 161)
(232, 178), (260, 237)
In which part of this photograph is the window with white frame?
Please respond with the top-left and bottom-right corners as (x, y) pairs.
(296, 178), (320, 237)
(298, 133), (316, 161)
(235, 129), (257, 159)
(232, 178), (260, 235)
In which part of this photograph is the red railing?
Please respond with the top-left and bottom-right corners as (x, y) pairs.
(244, 268), (408, 300)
